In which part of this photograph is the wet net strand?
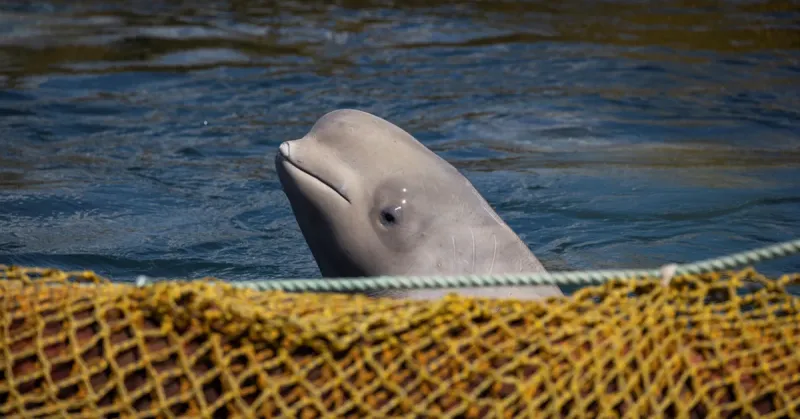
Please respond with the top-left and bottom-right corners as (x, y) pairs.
(224, 238), (800, 293)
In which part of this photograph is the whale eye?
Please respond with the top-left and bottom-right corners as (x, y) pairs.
(379, 205), (402, 227)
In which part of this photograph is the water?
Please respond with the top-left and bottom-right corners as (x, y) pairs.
(1, 0), (798, 285)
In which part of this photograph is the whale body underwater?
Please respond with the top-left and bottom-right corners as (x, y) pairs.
(275, 109), (564, 300)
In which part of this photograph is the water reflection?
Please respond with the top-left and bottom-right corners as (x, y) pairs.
(1, 0), (797, 82)
(0, 0), (797, 281)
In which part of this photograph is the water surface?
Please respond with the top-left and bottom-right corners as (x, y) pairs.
(1, 0), (798, 284)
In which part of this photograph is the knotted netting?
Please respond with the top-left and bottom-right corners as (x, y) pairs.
(1, 265), (799, 418)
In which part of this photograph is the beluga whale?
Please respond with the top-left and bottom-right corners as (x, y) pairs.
(275, 109), (563, 300)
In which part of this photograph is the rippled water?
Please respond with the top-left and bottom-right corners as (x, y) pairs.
(1, 0), (798, 284)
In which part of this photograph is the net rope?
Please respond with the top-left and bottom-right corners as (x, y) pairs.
(216, 238), (800, 293)
(2, 262), (800, 417)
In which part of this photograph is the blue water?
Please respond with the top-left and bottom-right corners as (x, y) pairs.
(1, 1), (799, 284)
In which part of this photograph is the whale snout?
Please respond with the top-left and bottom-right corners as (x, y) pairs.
(274, 137), (351, 204)
(279, 141), (291, 159)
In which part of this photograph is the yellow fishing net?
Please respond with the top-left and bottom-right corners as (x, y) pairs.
(1, 265), (799, 418)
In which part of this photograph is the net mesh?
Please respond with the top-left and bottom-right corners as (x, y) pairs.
(1, 265), (799, 418)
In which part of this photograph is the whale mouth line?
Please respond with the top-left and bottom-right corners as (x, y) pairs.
(276, 151), (351, 204)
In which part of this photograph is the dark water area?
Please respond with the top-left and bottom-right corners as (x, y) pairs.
(0, 0), (798, 286)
